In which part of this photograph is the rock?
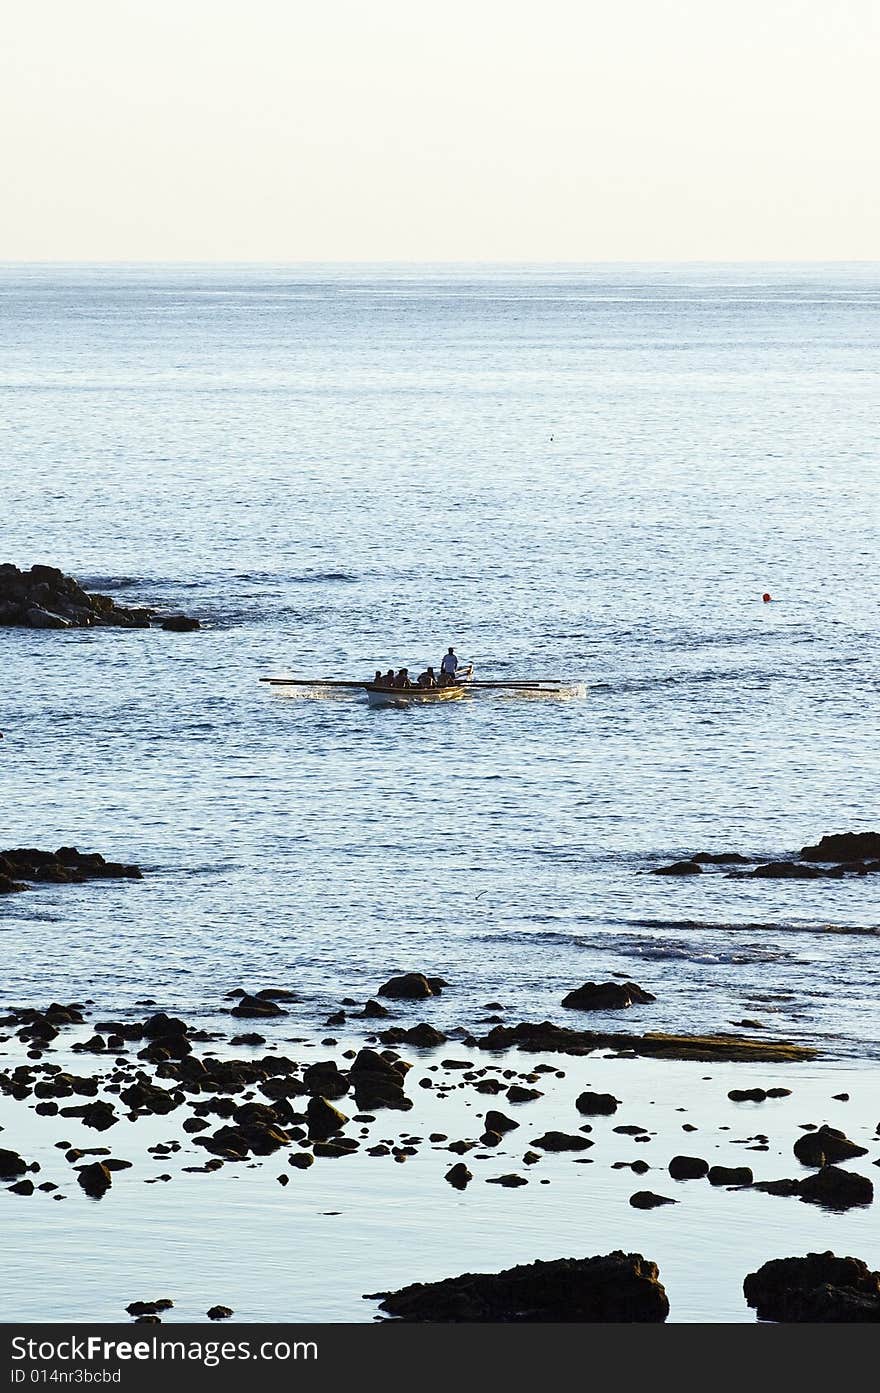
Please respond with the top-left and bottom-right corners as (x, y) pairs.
(562, 982), (655, 1011)
(652, 861), (702, 875)
(728, 1088), (769, 1102)
(750, 862), (823, 879)
(206, 1306), (233, 1320)
(708, 1166), (754, 1187)
(690, 852), (751, 864)
(289, 1152), (314, 1169)
(142, 1013), (189, 1039)
(368, 1252), (669, 1322)
(126, 1300), (174, 1317)
(349, 1048), (412, 1111)
(530, 1131), (593, 1153)
(302, 1061), (349, 1099)
(744, 1252), (880, 1322)
(0, 847), (143, 886)
(506, 1086), (543, 1103)
(575, 1091), (620, 1116)
(798, 1166), (873, 1210)
(473, 1020), (814, 1062)
(8, 1179), (35, 1196)
(313, 1139), (359, 1158)
(306, 1097), (349, 1140)
(77, 1161), (113, 1197)
(629, 1191), (676, 1209)
(793, 1125), (868, 1167)
(0, 1149), (29, 1179)
(378, 1023), (447, 1047)
(377, 973), (438, 1000)
(0, 563), (191, 629)
(800, 832), (880, 863)
(668, 1156), (709, 1180)
(159, 615), (200, 632)
(359, 1000), (390, 1018)
(445, 1163), (473, 1189)
(484, 1110), (519, 1135)
(229, 994), (287, 1018)
(486, 1174), (528, 1187)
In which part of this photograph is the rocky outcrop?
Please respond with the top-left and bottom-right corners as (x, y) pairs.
(472, 1021), (816, 1062)
(793, 1125), (867, 1167)
(575, 1091), (620, 1115)
(753, 1166), (873, 1210)
(800, 832), (880, 862)
(562, 982), (655, 1011)
(0, 847), (142, 885)
(0, 563), (198, 630)
(349, 1049), (412, 1111)
(744, 1252), (880, 1322)
(368, 1252), (669, 1322)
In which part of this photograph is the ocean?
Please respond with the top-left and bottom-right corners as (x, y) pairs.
(1, 265), (880, 1325)
(2, 262), (877, 1057)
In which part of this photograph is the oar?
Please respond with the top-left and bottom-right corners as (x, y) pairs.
(259, 677), (370, 688)
(465, 680), (569, 690)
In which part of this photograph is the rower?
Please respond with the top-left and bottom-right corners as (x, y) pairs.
(383, 668), (395, 687)
(373, 670), (383, 687)
(394, 668), (411, 689)
(440, 647), (459, 680)
(416, 666), (436, 689)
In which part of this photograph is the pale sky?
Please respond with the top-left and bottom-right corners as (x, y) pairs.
(1, 0), (878, 260)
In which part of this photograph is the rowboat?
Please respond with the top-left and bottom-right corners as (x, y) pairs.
(365, 683), (469, 709)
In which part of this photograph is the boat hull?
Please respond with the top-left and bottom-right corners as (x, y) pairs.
(365, 684), (468, 709)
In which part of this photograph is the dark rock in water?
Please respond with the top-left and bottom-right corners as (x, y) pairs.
(0, 563), (162, 629)
(752, 1178), (803, 1197)
(486, 1173), (528, 1187)
(799, 1166), (873, 1210)
(159, 615), (200, 632)
(126, 1300), (174, 1317)
(629, 1191), (677, 1209)
(793, 1125), (868, 1167)
(575, 1091), (620, 1116)
(530, 1131), (593, 1153)
(313, 1138), (359, 1158)
(728, 1088), (772, 1102)
(230, 1032), (266, 1046)
(349, 1048), (412, 1111)
(377, 973), (439, 1000)
(0, 1149), (29, 1179)
(708, 1166), (754, 1187)
(484, 1110), (519, 1135)
(506, 1085), (543, 1103)
(77, 1161), (113, 1197)
(289, 1152), (314, 1169)
(142, 1013), (189, 1039)
(0, 873), (27, 894)
(230, 994), (287, 1018)
(367, 1252), (669, 1322)
(751, 862), (823, 879)
(302, 1061), (349, 1099)
(690, 851), (752, 864)
(445, 1162), (473, 1189)
(119, 1079), (181, 1115)
(206, 1306), (233, 1320)
(8, 1179), (35, 1196)
(379, 1023), (447, 1047)
(359, 999), (390, 1018)
(801, 832), (880, 863)
(1, 847), (143, 885)
(668, 1156), (709, 1180)
(306, 1096), (349, 1140)
(744, 1252), (880, 1322)
(474, 1020), (814, 1063)
(652, 861), (701, 876)
(562, 981), (656, 1011)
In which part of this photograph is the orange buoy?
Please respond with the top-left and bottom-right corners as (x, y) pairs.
(762, 593), (772, 603)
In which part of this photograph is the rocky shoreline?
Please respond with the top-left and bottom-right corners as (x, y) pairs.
(0, 563), (199, 631)
(651, 830), (880, 880)
(1, 979), (877, 1322)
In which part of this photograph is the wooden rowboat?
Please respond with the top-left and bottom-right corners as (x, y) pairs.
(365, 683), (468, 709)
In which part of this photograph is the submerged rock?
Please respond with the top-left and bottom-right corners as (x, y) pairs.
(744, 1252), (880, 1322)
(652, 861), (702, 876)
(377, 973), (444, 1000)
(473, 1021), (815, 1062)
(367, 1252), (669, 1322)
(629, 1191), (677, 1209)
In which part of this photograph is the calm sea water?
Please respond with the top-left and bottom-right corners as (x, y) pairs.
(1, 263), (878, 1058)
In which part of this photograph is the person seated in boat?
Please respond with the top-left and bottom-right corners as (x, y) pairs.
(394, 668), (412, 689)
(373, 670), (384, 687)
(383, 669), (395, 687)
(416, 666), (436, 689)
(438, 668), (457, 688)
